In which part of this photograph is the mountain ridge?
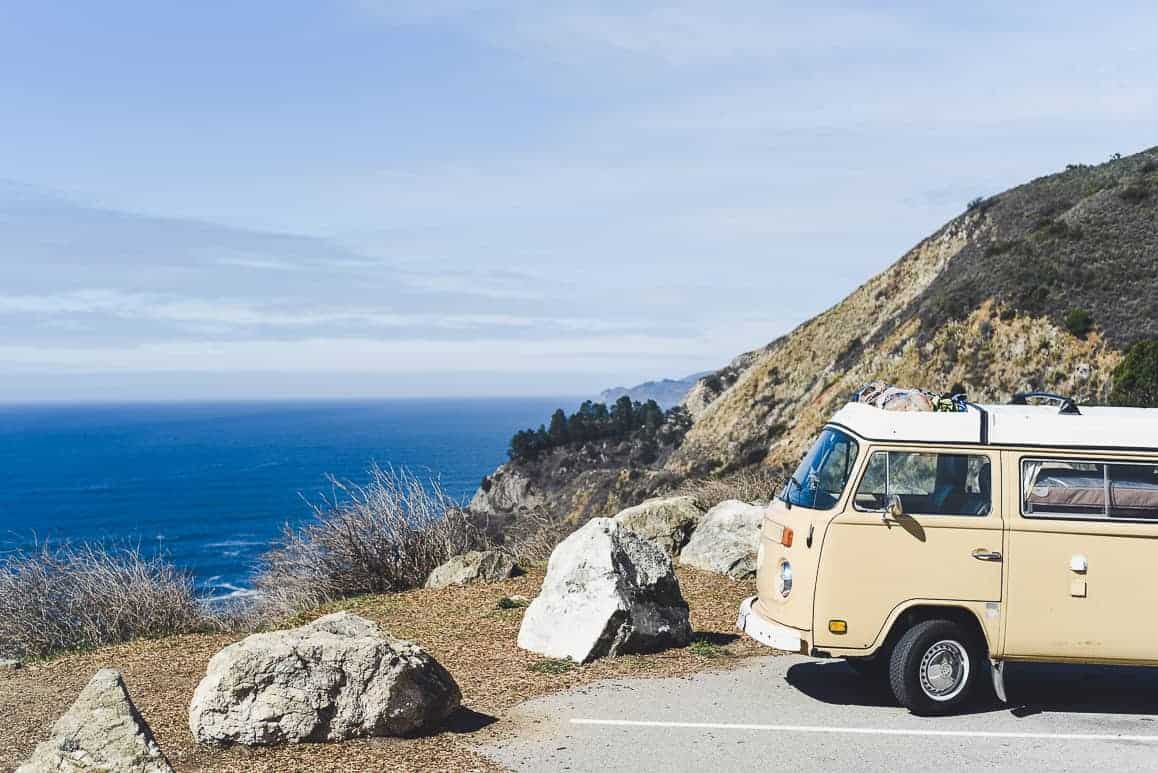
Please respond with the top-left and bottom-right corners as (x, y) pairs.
(598, 372), (712, 409)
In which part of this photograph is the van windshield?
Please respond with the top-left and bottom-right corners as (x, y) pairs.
(780, 428), (859, 510)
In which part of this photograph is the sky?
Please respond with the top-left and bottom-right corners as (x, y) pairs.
(2, 1), (1157, 401)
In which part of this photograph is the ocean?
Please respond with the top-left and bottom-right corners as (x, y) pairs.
(0, 398), (570, 602)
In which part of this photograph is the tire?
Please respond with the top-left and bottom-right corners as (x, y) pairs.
(888, 619), (981, 716)
(845, 656), (888, 681)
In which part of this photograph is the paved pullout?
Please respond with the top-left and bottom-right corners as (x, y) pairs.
(476, 655), (1158, 772)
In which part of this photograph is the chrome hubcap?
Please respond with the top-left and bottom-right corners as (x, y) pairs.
(919, 640), (969, 701)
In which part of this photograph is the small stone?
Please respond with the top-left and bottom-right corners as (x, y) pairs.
(425, 550), (519, 589)
(0, 658), (21, 670)
(17, 669), (172, 772)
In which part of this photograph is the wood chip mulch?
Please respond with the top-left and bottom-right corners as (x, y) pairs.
(0, 568), (767, 772)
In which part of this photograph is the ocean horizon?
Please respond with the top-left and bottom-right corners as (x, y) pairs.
(0, 397), (575, 602)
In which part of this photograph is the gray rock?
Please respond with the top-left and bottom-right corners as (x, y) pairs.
(0, 658), (20, 670)
(425, 550), (519, 589)
(17, 668), (172, 773)
(469, 465), (544, 516)
(189, 612), (461, 746)
(517, 518), (691, 663)
(613, 495), (705, 557)
(678, 499), (765, 579)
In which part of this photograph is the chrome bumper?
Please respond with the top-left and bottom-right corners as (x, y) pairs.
(736, 595), (804, 653)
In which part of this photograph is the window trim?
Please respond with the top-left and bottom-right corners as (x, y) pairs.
(852, 448), (994, 517)
(1020, 456), (1158, 523)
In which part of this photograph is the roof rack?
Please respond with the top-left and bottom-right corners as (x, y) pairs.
(1010, 391), (1081, 416)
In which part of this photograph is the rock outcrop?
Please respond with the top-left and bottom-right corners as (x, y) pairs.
(612, 495), (705, 557)
(517, 518), (691, 663)
(678, 500), (765, 579)
(0, 658), (20, 670)
(189, 612), (460, 746)
(470, 465), (544, 516)
(18, 669), (172, 773)
(425, 549), (519, 589)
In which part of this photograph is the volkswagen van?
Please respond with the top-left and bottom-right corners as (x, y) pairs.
(737, 392), (1158, 715)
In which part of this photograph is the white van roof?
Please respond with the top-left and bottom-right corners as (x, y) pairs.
(828, 402), (1158, 452)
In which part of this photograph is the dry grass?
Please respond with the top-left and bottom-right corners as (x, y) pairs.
(497, 511), (575, 565)
(255, 466), (484, 616)
(676, 465), (783, 510)
(0, 567), (764, 772)
(0, 542), (213, 660)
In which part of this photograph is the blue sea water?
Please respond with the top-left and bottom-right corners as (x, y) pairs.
(0, 398), (570, 601)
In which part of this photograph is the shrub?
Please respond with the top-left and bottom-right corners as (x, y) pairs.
(984, 240), (1018, 257)
(677, 465), (782, 509)
(498, 510), (574, 566)
(1118, 183), (1150, 203)
(1064, 308), (1094, 337)
(0, 542), (209, 659)
(1140, 158), (1158, 174)
(496, 595), (529, 610)
(965, 196), (986, 212)
(529, 657), (575, 674)
(1032, 219), (1082, 241)
(689, 638), (724, 658)
(255, 466), (482, 616)
(1109, 339), (1158, 407)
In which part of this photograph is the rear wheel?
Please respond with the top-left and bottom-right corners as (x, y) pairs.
(888, 619), (981, 716)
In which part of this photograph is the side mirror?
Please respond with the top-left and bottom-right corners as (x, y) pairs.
(886, 494), (904, 520)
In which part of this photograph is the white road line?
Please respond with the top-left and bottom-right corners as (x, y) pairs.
(570, 719), (1158, 743)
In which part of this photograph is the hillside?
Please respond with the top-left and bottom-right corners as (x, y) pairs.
(473, 146), (1158, 525)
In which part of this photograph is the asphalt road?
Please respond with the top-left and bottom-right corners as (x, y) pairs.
(476, 655), (1158, 772)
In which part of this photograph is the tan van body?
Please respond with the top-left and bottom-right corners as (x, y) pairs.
(738, 399), (1158, 712)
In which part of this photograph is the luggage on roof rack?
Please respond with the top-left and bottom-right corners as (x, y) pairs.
(852, 381), (968, 413)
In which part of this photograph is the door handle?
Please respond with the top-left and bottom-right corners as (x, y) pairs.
(972, 549), (1003, 562)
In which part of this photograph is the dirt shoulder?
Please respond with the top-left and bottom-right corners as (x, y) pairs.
(0, 568), (766, 773)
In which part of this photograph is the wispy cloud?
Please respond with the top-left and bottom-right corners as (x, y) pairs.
(0, 333), (722, 374)
(0, 289), (642, 335)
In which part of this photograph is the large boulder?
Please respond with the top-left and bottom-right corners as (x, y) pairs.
(613, 495), (705, 557)
(189, 612), (460, 746)
(18, 669), (172, 773)
(678, 499), (765, 579)
(517, 518), (691, 663)
(425, 550), (519, 589)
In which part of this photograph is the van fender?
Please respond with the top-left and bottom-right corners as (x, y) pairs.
(831, 599), (999, 660)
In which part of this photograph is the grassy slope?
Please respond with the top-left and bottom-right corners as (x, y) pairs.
(0, 568), (761, 773)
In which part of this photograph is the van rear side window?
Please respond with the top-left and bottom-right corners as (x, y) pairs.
(854, 451), (992, 516)
(1023, 459), (1158, 520)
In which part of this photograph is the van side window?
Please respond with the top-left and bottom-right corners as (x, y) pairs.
(854, 451), (992, 516)
(1023, 459), (1158, 520)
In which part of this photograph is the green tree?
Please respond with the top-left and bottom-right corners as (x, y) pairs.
(640, 399), (664, 433)
(1064, 308), (1094, 337)
(1109, 339), (1158, 407)
(611, 395), (635, 432)
(548, 408), (569, 444)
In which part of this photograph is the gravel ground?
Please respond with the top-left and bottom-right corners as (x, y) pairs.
(0, 567), (764, 772)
